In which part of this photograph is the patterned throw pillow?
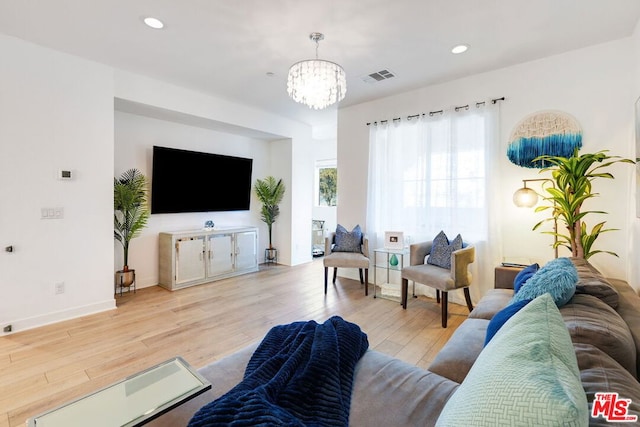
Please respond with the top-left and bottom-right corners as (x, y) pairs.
(333, 224), (363, 253)
(427, 231), (462, 270)
(436, 293), (588, 426)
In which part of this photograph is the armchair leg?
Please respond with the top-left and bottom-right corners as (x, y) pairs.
(364, 269), (368, 296)
(401, 278), (408, 309)
(324, 267), (328, 294)
(464, 288), (474, 312)
(436, 289), (440, 303)
(359, 269), (364, 284)
(333, 268), (338, 284)
(441, 291), (448, 328)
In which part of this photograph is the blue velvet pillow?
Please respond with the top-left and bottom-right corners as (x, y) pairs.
(484, 298), (532, 346)
(512, 257), (578, 307)
(427, 231), (462, 270)
(514, 263), (540, 294)
(333, 224), (363, 252)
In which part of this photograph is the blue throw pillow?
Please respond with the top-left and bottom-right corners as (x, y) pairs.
(427, 231), (462, 270)
(333, 224), (363, 252)
(512, 257), (578, 307)
(514, 263), (540, 294)
(484, 298), (532, 346)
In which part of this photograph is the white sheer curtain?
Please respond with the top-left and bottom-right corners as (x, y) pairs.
(367, 102), (502, 302)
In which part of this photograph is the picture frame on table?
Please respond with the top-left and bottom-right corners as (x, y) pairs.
(384, 231), (404, 250)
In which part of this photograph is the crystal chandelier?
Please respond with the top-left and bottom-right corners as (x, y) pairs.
(287, 33), (347, 110)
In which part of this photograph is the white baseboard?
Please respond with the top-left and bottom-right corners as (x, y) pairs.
(2, 299), (116, 335)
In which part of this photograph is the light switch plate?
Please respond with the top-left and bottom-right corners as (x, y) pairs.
(41, 207), (64, 219)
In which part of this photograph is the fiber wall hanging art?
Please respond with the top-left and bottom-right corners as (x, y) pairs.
(507, 110), (582, 168)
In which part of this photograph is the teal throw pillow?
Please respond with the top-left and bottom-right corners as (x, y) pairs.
(427, 231), (462, 270)
(333, 224), (362, 252)
(513, 263), (539, 293)
(436, 293), (588, 427)
(512, 257), (578, 307)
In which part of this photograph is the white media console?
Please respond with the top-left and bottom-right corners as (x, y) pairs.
(158, 226), (259, 291)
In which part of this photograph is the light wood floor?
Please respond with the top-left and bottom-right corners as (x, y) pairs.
(0, 259), (468, 427)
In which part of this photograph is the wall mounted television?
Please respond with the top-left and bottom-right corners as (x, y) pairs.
(151, 146), (253, 214)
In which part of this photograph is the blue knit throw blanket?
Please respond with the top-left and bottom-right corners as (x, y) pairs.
(188, 316), (369, 426)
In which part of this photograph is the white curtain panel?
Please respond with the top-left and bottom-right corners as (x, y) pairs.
(367, 102), (503, 302)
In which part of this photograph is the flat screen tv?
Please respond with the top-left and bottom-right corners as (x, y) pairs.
(151, 146), (253, 214)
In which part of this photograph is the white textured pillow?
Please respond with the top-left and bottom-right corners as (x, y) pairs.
(436, 293), (588, 427)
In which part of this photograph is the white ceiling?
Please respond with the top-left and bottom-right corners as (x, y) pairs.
(1, 1), (640, 129)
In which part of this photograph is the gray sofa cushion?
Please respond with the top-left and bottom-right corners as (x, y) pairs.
(575, 343), (640, 426)
(571, 257), (619, 309)
(610, 278), (640, 377)
(467, 288), (513, 320)
(561, 294), (637, 378)
(428, 318), (489, 384)
(350, 350), (458, 427)
(429, 288), (514, 383)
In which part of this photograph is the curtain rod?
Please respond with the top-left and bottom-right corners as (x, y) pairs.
(366, 96), (505, 126)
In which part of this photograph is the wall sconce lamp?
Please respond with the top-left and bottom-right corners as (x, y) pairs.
(513, 178), (558, 259)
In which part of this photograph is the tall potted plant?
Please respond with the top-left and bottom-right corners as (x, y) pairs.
(254, 176), (285, 260)
(533, 149), (634, 259)
(114, 169), (150, 285)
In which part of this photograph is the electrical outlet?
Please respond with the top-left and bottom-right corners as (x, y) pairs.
(55, 282), (65, 294)
(3, 325), (12, 333)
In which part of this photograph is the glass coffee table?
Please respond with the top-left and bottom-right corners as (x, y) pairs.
(27, 356), (211, 427)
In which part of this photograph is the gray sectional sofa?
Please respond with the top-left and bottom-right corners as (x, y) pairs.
(151, 258), (640, 426)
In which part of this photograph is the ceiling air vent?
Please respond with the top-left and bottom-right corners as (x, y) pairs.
(361, 69), (396, 84)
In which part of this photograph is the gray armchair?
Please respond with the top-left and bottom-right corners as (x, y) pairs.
(323, 232), (370, 295)
(401, 240), (475, 327)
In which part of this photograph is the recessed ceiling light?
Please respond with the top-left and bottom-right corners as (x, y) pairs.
(144, 17), (164, 29)
(451, 44), (469, 54)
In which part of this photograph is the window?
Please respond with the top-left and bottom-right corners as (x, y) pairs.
(316, 160), (337, 207)
(367, 103), (501, 295)
(367, 105), (498, 244)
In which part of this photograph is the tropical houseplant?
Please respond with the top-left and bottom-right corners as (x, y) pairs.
(254, 176), (285, 260)
(532, 149), (634, 259)
(114, 168), (150, 285)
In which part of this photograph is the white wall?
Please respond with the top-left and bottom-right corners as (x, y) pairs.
(266, 138), (294, 263)
(338, 37), (638, 299)
(114, 111), (272, 287)
(0, 35), (115, 331)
